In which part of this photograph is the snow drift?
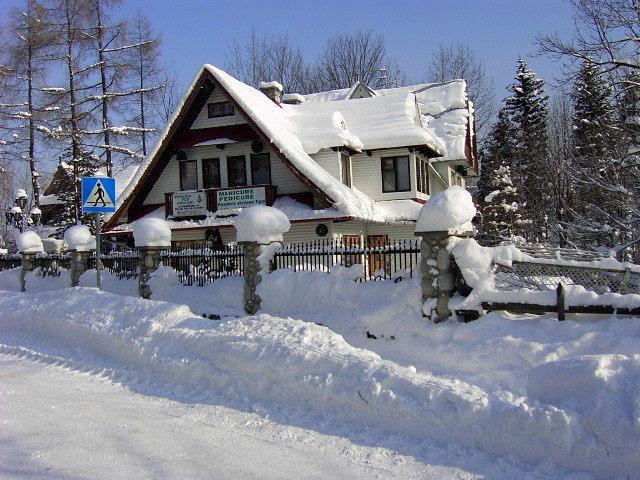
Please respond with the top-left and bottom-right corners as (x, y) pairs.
(0, 288), (638, 478)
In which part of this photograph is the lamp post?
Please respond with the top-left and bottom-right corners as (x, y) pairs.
(4, 189), (41, 234)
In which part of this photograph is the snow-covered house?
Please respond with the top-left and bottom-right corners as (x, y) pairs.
(103, 64), (476, 246)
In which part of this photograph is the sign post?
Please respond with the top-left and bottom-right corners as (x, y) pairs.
(81, 177), (116, 290)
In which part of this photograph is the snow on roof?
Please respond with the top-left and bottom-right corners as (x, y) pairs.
(376, 199), (424, 222)
(114, 65), (385, 224)
(303, 80), (471, 160)
(291, 92), (442, 153)
(94, 164), (139, 199)
(114, 66), (472, 227)
(203, 65), (384, 222)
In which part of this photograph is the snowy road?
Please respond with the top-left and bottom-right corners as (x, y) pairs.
(0, 353), (485, 480)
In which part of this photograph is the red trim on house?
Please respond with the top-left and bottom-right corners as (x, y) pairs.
(104, 69), (339, 232)
(176, 124), (258, 148)
(201, 69), (335, 207)
(104, 216), (352, 236)
(411, 197), (427, 204)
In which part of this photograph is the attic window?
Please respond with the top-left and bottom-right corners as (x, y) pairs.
(208, 102), (234, 118)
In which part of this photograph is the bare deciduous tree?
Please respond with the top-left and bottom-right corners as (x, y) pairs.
(226, 29), (309, 93)
(537, 0), (640, 78)
(310, 29), (405, 91)
(425, 42), (495, 138)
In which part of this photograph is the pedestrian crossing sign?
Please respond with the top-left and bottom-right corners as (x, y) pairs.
(81, 177), (116, 213)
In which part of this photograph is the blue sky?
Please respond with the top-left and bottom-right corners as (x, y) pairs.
(1, 0), (576, 102)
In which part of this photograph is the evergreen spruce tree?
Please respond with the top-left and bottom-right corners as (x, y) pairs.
(569, 61), (631, 249)
(504, 59), (550, 242)
(478, 108), (522, 242)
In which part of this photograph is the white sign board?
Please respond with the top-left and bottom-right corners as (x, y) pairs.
(217, 187), (266, 210)
(172, 191), (207, 217)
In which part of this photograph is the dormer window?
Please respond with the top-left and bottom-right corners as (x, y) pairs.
(208, 102), (234, 118)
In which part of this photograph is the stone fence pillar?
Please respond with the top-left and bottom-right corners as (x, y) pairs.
(417, 231), (473, 322)
(137, 246), (164, 299)
(17, 231), (44, 292)
(240, 241), (278, 315)
(20, 252), (38, 292)
(70, 249), (93, 287)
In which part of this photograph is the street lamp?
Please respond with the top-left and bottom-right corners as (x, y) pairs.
(4, 189), (41, 234)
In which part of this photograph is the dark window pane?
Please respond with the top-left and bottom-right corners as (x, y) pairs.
(227, 156), (247, 187)
(250, 154), (271, 185)
(396, 156), (410, 191)
(202, 158), (220, 189)
(208, 102), (234, 118)
(340, 154), (352, 187)
(179, 160), (198, 190)
(382, 170), (395, 192)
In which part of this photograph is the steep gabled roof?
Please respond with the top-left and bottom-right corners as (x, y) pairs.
(105, 65), (386, 230)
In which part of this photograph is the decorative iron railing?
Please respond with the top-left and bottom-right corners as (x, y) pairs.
(270, 239), (421, 281)
(33, 253), (71, 277)
(160, 244), (244, 286)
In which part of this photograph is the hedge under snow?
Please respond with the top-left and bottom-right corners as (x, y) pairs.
(415, 185), (476, 233)
(16, 231), (43, 254)
(133, 217), (172, 248)
(235, 205), (291, 243)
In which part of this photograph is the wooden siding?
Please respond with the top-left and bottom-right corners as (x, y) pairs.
(166, 219), (415, 245)
(310, 149), (341, 181)
(143, 141), (308, 205)
(351, 148), (419, 201)
(191, 90), (247, 130)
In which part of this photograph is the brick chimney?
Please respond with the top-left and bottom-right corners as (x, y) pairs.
(258, 81), (283, 105)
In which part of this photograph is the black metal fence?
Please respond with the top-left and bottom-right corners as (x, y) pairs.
(0, 254), (21, 271)
(88, 251), (139, 279)
(161, 244), (244, 286)
(270, 239), (421, 281)
(33, 253), (71, 277)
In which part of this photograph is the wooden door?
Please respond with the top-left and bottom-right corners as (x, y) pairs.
(342, 235), (361, 267)
(367, 235), (388, 276)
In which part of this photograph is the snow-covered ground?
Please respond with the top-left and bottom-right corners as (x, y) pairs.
(0, 267), (639, 479)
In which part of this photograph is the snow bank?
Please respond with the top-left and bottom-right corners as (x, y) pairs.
(79, 269), (137, 297)
(1, 288), (638, 478)
(148, 266), (244, 316)
(0, 267), (21, 291)
(449, 237), (640, 310)
(234, 205), (290, 243)
(16, 231), (43, 254)
(415, 186), (476, 233)
(133, 217), (171, 248)
(64, 225), (95, 251)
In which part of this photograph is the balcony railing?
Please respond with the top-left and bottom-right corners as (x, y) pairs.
(164, 184), (278, 218)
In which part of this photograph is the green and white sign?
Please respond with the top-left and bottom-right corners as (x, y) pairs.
(217, 186), (266, 210)
(173, 191), (207, 216)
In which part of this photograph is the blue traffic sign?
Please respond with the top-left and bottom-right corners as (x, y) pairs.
(81, 177), (116, 213)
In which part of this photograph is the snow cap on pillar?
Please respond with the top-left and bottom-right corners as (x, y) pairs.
(133, 217), (172, 248)
(64, 224), (95, 251)
(235, 205), (291, 243)
(16, 231), (43, 254)
(415, 186), (476, 234)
